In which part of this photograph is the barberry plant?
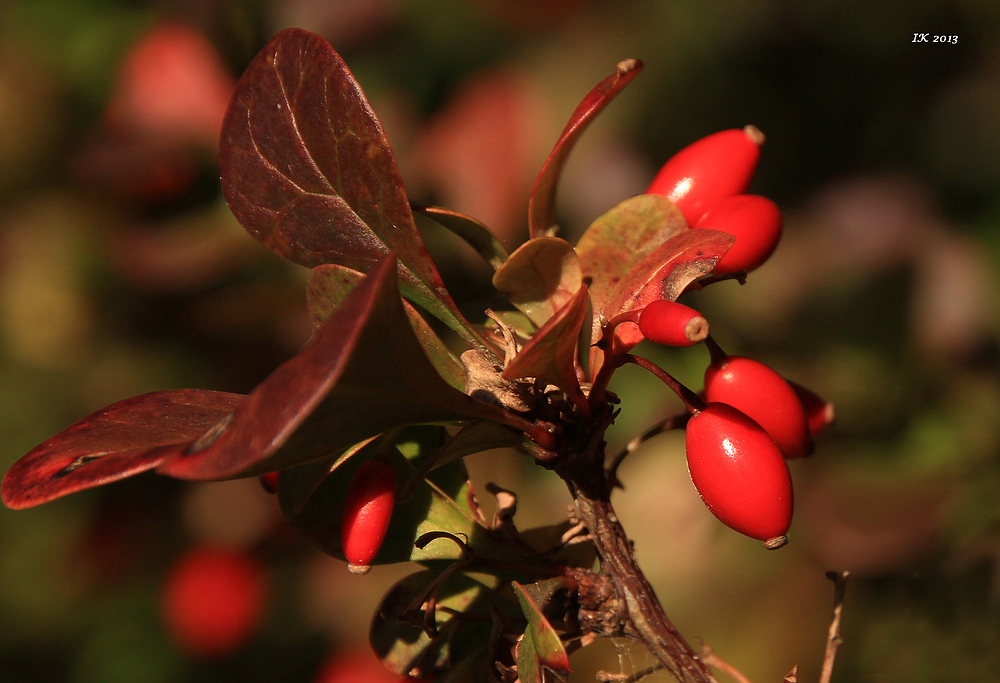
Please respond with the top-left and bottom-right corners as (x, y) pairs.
(1, 28), (843, 683)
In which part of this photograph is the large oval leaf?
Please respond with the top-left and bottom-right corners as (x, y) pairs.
(528, 59), (643, 238)
(576, 193), (689, 326)
(1, 390), (243, 509)
(157, 255), (525, 480)
(219, 28), (479, 345)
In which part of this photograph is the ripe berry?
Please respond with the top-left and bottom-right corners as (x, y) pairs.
(161, 545), (267, 658)
(646, 126), (764, 226)
(638, 300), (709, 346)
(704, 353), (812, 460)
(694, 194), (782, 274)
(341, 459), (397, 574)
(789, 380), (835, 438)
(259, 471), (279, 493)
(685, 403), (793, 546)
(312, 649), (401, 683)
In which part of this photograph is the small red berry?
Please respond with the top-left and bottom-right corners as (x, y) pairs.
(686, 403), (793, 546)
(646, 126), (764, 225)
(704, 355), (812, 459)
(259, 471), (279, 493)
(341, 459), (397, 574)
(638, 300), (709, 346)
(788, 381), (835, 438)
(312, 649), (400, 683)
(694, 194), (782, 274)
(161, 545), (267, 658)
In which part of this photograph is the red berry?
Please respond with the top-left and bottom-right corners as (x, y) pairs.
(312, 649), (401, 683)
(161, 546), (267, 658)
(788, 380), (835, 438)
(686, 403), (793, 546)
(638, 300), (709, 346)
(341, 460), (397, 574)
(646, 126), (764, 225)
(259, 471), (279, 493)
(694, 194), (782, 274)
(704, 355), (812, 459)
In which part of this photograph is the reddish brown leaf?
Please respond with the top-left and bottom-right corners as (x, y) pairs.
(1, 390), (244, 509)
(503, 285), (590, 407)
(306, 263), (465, 390)
(606, 229), (734, 348)
(528, 58), (643, 238)
(219, 29), (477, 345)
(576, 193), (688, 324)
(157, 255), (524, 481)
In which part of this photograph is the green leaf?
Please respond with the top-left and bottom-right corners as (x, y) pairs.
(503, 285), (590, 407)
(513, 581), (571, 682)
(529, 59), (643, 238)
(371, 569), (509, 681)
(218, 28), (481, 347)
(276, 437), (375, 518)
(307, 263), (465, 390)
(414, 206), (509, 271)
(157, 255), (527, 481)
(492, 236), (582, 327)
(576, 194), (689, 326)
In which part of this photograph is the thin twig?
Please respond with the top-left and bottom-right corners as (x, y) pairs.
(700, 645), (754, 683)
(607, 412), (691, 487)
(597, 663), (667, 683)
(819, 571), (849, 683)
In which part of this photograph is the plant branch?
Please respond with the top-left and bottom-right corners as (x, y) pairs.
(622, 355), (706, 414)
(820, 571), (849, 683)
(606, 411), (691, 488)
(558, 434), (717, 683)
(700, 645), (754, 683)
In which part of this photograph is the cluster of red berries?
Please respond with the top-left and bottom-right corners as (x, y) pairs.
(637, 128), (832, 548)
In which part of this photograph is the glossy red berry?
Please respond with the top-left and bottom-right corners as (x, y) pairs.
(259, 471), (279, 493)
(694, 194), (782, 274)
(312, 649), (401, 683)
(704, 355), (812, 459)
(686, 403), (793, 546)
(341, 459), (397, 574)
(638, 300), (709, 346)
(788, 381), (835, 438)
(161, 546), (267, 658)
(646, 126), (764, 226)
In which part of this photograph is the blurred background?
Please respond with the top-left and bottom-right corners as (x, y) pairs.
(1, 0), (999, 681)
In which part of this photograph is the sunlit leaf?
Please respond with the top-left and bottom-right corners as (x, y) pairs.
(503, 285), (590, 406)
(1, 390), (243, 509)
(157, 255), (525, 481)
(307, 263), (465, 390)
(576, 194), (689, 328)
(371, 569), (507, 680)
(513, 581), (571, 683)
(492, 236), (582, 327)
(219, 28), (480, 345)
(414, 206), (508, 271)
(528, 58), (643, 238)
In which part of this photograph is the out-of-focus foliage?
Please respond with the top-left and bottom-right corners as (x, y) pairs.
(0, 1), (998, 682)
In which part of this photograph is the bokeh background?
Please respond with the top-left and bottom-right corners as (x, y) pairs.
(1, 1), (999, 681)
